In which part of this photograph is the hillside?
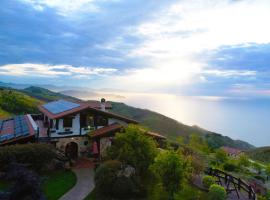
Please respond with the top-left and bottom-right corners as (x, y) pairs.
(0, 87), (42, 119)
(110, 102), (254, 150)
(0, 86), (254, 150)
(247, 147), (270, 163)
(22, 86), (79, 102)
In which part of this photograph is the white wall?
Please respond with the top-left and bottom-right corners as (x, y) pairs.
(72, 114), (80, 134)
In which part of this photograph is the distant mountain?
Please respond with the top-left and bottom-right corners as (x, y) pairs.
(247, 147), (270, 163)
(22, 86), (80, 102)
(60, 89), (126, 100)
(0, 85), (254, 150)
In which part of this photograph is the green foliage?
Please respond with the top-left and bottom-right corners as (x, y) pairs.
(42, 170), (76, 200)
(223, 162), (237, 172)
(187, 134), (210, 154)
(0, 143), (57, 171)
(205, 133), (253, 150)
(237, 154), (250, 167)
(174, 184), (208, 200)
(107, 125), (158, 176)
(215, 149), (229, 166)
(208, 184), (226, 200)
(150, 150), (188, 199)
(94, 160), (122, 195)
(265, 164), (270, 176)
(202, 176), (216, 189)
(0, 88), (42, 115)
(247, 147), (270, 163)
(94, 160), (139, 198)
(252, 161), (263, 174)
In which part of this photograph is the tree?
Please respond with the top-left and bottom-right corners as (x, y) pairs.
(215, 149), (228, 166)
(265, 164), (270, 180)
(107, 125), (158, 177)
(252, 162), (262, 174)
(188, 134), (210, 154)
(150, 150), (188, 199)
(237, 154), (250, 167)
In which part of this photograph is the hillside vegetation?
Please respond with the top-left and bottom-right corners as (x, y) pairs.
(247, 147), (270, 163)
(22, 86), (79, 102)
(110, 102), (254, 150)
(0, 88), (42, 119)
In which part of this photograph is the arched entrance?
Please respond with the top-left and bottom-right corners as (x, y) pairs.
(65, 142), (78, 160)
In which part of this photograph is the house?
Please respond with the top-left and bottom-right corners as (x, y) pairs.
(0, 99), (166, 160)
(221, 146), (243, 158)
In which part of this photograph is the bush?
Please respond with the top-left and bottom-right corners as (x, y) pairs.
(95, 160), (139, 198)
(208, 184), (226, 200)
(202, 176), (216, 189)
(223, 162), (238, 172)
(0, 143), (56, 171)
(95, 160), (122, 195)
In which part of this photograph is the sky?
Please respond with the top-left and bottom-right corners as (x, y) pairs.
(0, 0), (270, 146)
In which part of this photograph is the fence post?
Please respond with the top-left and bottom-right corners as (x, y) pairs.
(238, 178), (241, 191)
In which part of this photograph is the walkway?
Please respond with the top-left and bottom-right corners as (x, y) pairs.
(60, 159), (95, 200)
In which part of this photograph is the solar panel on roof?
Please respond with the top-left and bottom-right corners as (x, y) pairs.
(43, 100), (80, 114)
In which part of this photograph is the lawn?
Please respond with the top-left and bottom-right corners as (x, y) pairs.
(42, 170), (77, 200)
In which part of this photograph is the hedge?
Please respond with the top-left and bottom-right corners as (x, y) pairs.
(0, 143), (56, 171)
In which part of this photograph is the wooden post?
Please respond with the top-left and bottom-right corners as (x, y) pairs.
(238, 178), (241, 191)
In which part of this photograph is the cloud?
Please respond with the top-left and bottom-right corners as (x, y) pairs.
(0, 63), (117, 78)
(20, 0), (99, 15)
(95, 0), (269, 92)
(202, 69), (257, 77)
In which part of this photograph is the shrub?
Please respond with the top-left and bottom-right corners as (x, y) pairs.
(202, 176), (216, 189)
(107, 125), (157, 177)
(95, 160), (139, 198)
(208, 184), (226, 200)
(150, 150), (189, 199)
(0, 143), (56, 171)
(223, 162), (238, 172)
(95, 160), (122, 195)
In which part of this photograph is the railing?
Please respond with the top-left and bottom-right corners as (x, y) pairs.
(206, 168), (256, 200)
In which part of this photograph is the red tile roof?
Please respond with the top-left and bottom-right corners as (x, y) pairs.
(144, 131), (166, 139)
(90, 123), (123, 138)
(39, 100), (138, 124)
(90, 123), (166, 140)
(221, 146), (242, 155)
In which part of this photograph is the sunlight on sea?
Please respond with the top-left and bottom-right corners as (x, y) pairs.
(81, 92), (270, 147)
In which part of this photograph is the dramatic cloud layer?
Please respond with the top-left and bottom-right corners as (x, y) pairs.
(1, 0), (270, 97)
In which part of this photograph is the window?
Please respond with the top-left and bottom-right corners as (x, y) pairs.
(63, 117), (73, 127)
(95, 115), (108, 126)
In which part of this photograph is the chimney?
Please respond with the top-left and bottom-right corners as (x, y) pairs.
(100, 98), (106, 111)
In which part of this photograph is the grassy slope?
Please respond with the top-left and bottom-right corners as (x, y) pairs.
(247, 146), (270, 163)
(0, 87), (43, 119)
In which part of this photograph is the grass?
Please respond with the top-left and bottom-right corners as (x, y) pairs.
(42, 170), (77, 200)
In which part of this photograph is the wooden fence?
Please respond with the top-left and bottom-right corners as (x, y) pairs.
(206, 168), (256, 200)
